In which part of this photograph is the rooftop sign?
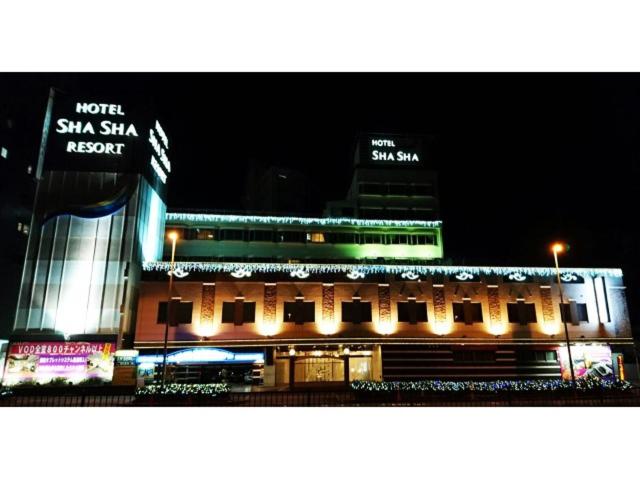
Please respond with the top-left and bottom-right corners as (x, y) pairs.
(42, 92), (171, 191)
(356, 134), (425, 166)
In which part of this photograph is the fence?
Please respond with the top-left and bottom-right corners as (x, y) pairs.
(2, 387), (640, 407)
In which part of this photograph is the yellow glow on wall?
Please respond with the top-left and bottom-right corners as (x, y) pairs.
(373, 319), (397, 335)
(194, 321), (219, 338)
(541, 321), (561, 336)
(432, 321), (453, 335)
(488, 322), (508, 336)
(257, 319), (281, 336)
(316, 318), (339, 335)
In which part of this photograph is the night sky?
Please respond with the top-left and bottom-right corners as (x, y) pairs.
(1, 73), (638, 329)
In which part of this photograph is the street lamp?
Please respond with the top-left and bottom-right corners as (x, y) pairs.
(551, 242), (576, 385)
(161, 230), (179, 386)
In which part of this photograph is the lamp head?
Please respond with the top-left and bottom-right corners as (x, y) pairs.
(168, 231), (179, 242)
(551, 242), (565, 254)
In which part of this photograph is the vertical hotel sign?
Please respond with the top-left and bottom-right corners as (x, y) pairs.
(46, 97), (171, 186)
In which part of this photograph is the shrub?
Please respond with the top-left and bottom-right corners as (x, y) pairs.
(351, 378), (633, 393)
(136, 383), (231, 397)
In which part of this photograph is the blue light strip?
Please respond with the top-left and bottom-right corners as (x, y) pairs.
(142, 261), (623, 278)
(136, 347), (264, 365)
(166, 212), (442, 228)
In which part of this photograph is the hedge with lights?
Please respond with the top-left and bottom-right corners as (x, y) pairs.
(351, 378), (632, 393)
(135, 383), (231, 397)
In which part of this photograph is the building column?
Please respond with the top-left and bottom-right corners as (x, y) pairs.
(199, 282), (215, 336)
(289, 355), (295, 390)
(372, 345), (383, 381)
(344, 354), (350, 386)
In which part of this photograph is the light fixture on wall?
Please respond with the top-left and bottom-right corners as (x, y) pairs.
(289, 347), (296, 357)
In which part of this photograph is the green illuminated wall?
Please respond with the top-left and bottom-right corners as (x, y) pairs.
(164, 214), (444, 262)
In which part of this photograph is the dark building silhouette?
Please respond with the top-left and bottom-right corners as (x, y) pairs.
(0, 104), (36, 339)
(243, 162), (312, 215)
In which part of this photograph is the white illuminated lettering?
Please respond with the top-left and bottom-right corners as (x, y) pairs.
(155, 120), (169, 149)
(56, 118), (69, 133)
(65, 141), (126, 155)
(76, 103), (125, 115)
(371, 139), (396, 147)
(150, 155), (167, 183)
(100, 121), (139, 137)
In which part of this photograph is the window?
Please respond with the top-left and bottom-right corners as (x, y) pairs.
(221, 300), (256, 325)
(1, 147), (7, 159)
(27, 165), (33, 175)
(412, 184), (434, 196)
(388, 184), (408, 195)
(277, 231), (306, 243)
(517, 350), (558, 363)
(284, 301), (315, 324)
(157, 300), (193, 325)
(195, 229), (215, 240)
(307, 232), (325, 243)
(220, 229), (245, 241)
(413, 234), (435, 245)
(397, 301), (428, 324)
(251, 230), (274, 242)
(17, 222), (22, 232)
(359, 183), (387, 195)
(387, 234), (408, 245)
(341, 300), (372, 323)
(453, 301), (483, 324)
(454, 350), (495, 362)
(362, 233), (382, 244)
(507, 301), (537, 324)
(560, 302), (589, 325)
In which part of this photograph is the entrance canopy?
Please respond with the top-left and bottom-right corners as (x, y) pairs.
(137, 347), (264, 365)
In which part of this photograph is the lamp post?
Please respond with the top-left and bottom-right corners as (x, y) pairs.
(161, 231), (179, 387)
(552, 242), (576, 386)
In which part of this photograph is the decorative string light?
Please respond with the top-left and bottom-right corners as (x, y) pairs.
(560, 272), (579, 282)
(454, 272), (474, 281)
(230, 267), (252, 279)
(166, 212), (442, 229)
(351, 378), (631, 393)
(346, 269), (366, 280)
(508, 272), (527, 282)
(290, 268), (310, 279)
(135, 383), (230, 397)
(167, 267), (189, 278)
(401, 271), (420, 280)
(144, 261), (622, 279)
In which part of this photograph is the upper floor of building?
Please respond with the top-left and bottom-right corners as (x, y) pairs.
(164, 211), (444, 263)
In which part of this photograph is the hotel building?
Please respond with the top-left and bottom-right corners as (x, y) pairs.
(2, 107), (636, 388)
(131, 134), (635, 387)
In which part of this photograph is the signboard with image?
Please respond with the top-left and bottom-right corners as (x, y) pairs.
(2, 342), (116, 386)
(557, 345), (614, 381)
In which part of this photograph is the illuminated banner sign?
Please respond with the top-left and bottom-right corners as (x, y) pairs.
(557, 345), (614, 381)
(2, 342), (116, 386)
(136, 347), (264, 365)
(356, 134), (425, 166)
(43, 92), (171, 192)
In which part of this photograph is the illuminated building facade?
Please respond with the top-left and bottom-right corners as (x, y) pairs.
(4, 122), (636, 388)
(129, 132), (635, 387)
